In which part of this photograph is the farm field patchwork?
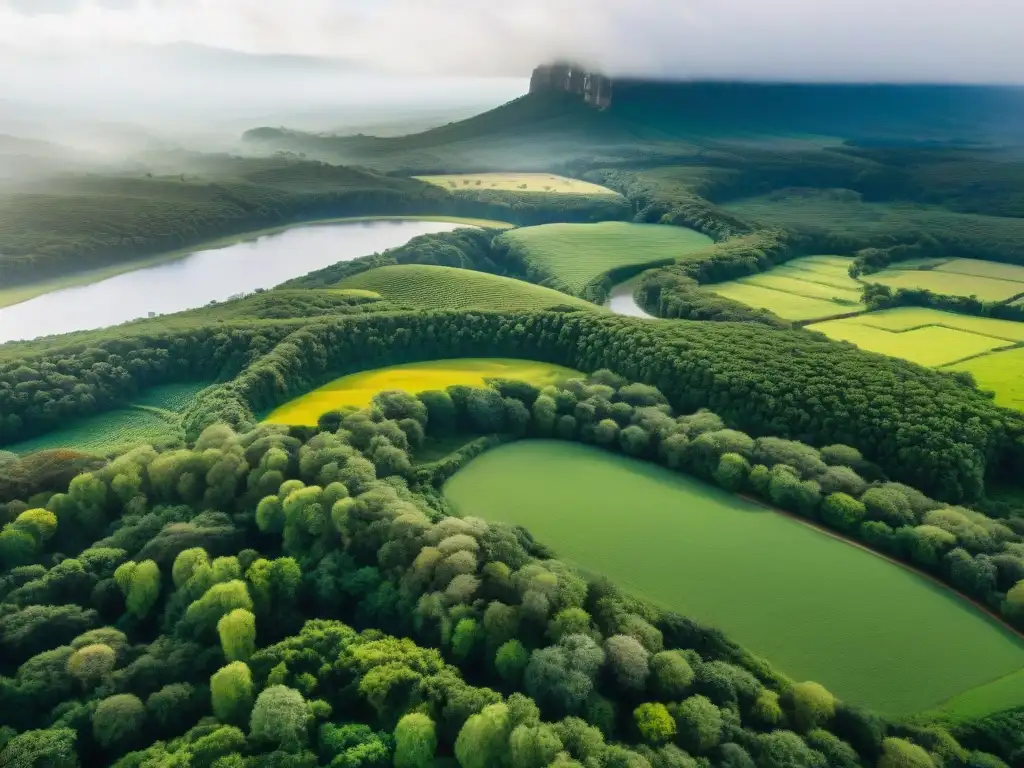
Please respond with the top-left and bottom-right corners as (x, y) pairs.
(710, 255), (865, 321)
(444, 440), (1024, 715)
(865, 267), (1024, 302)
(414, 172), (620, 196)
(334, 264), (594, 311)
(497, 221), (712, 296)
(805, 319), (1012, 367)
(848, 306), (1024, 342)
(4, 382), (210, 455)
(264, 358), (580, 425)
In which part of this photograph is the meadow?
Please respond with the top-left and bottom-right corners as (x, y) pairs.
(808, 308), (1024, 406)
(414, 172), (619, 196)
(333, 264), (594, 311)
(4, 382), (209, 455)
(866, 263), (1024, 302)
(497, 221), (713, 296)
(444, 440), (1024, 715)
(710, 255), (865, 321)
(263, 358), (580, 425)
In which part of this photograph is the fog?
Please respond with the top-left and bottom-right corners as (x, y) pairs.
(1, 0), (1022, 84)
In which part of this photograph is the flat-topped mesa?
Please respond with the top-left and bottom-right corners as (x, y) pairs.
(529, 61), (613, 110)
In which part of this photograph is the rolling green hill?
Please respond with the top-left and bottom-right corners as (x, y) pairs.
(334, 264), (594, 311)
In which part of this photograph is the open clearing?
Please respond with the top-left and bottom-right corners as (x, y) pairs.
(264, 359), (580, 425)
(444, 440), (1024, 715)
(6, 382), (209, 455)
(808, 308), (1024, 407)
(498, 222), (712, 296)
(334, 264), (594, 312)
(710, 255), (865, 321)
(414, 173), (620, 196)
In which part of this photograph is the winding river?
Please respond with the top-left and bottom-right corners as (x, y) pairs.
(0, 219), (465, 344)
(604, 275), (654, 319)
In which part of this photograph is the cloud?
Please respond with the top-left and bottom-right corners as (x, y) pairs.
(0, 0), (1021, 83)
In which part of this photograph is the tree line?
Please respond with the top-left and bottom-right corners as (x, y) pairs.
(1, 374), (1019, 766)
(4, 309), (1024, 502)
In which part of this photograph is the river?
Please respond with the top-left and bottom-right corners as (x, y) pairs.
(604, 275), (654, 319)
(0, 219), (465, 344)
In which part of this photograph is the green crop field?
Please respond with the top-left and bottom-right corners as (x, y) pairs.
(930, 668), (1024, 722)
(5, 382), (210, 455)
(948, 347), (1024, 411)
(808, 308), (1024, 407)
(264, 359), (580, 425)
(710, 255), (865, 321)
(866, 267), (1024, 302)
(806, 318), (1012, 367)
(414, 172), (619, 196)
(925, 258), (1024, 284)
(497, 222), (713, 296)
(444, 440), (1024, 715)
(334, 264), (594, 311)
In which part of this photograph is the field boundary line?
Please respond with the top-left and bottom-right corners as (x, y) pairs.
(738, 493), (1024, 643)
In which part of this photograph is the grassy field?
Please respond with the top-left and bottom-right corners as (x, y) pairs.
(497, 222), (713, 296)
(947, 347), (1024, 411)
(5, 382), (210, 455)
(415, 173), (619, 196)
(929, 668), (1024, 722)
(0, 215), (512, 310)
(710, 256), (865, 321)
(334, 264), (594, 312)
(444, 440), (1024, 715)
(808, 308), (1024, 406)
(264, 359), (581, 425)
(866, 266), (1024, 302)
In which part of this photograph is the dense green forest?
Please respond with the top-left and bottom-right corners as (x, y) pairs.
(3, 374), (1023, 767)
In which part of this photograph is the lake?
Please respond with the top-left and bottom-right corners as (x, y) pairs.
(0, 219), (464, 343)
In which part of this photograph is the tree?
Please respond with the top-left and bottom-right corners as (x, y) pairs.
(634, 703), (676, 745)
(525, 634), (604, 715)
(649, 650), (694, 699)
(619, 425), (651, 457)
(671, 695), (722, 754)
(878, 738), (935, 768)
(604, 634), (650, 691)
(184, 580), (253, 639)
(113, 560), (161, 619)
(751, 690), (785, 728)
(218, 608), (257, 661)
(714, 453), (750, 491)
(508, 723), (564, 768)
(93, 693), (146, 751)
(496, 639), (529, 684)
(394, 712), (436, 768)
(789, 682), (836, 732)
(820, 493), (866, 532)
(454, 703), (510, 768)
(212, 661), (255, 724)
(67, 643), (116, 686)
(11, 508), (58, 544)
(147, 683), (199, 736)
(1002, 579), (1024, 626)
(0, 727), (79, 768)
(173, 547), (210, 588)
(250, 685), (309, 750)
(757, 731), (824, 768)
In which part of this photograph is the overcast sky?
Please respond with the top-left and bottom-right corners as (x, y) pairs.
(0, 0), (1021, 83)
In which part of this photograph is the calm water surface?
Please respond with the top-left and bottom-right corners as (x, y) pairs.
(604, 276), (654, 319)
(0, 220), (462, 343)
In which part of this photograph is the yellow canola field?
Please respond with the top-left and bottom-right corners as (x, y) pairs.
(264, 358), (580, 425)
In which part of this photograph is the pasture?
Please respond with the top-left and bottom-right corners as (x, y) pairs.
(414, 173), (619, 196)
(497, 222), (712, 296)
(334, 264), (594, 311)
(4, 381), (210, 455)
(866, 267), (1024, 302)
(444, 440), (1024, 715)
(264, 359), (580, 425)
(710, 255), (865, 321)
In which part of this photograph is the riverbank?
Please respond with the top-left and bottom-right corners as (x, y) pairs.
(0, 214), (514, 309)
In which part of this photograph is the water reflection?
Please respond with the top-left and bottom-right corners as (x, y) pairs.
(0, 220), (462, 343)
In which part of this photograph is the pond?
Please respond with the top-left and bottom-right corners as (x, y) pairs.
(0, 219), (465, 343)
(604, 275), (653, 318)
